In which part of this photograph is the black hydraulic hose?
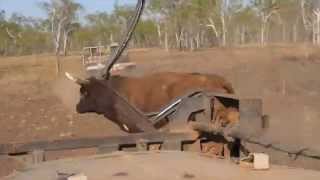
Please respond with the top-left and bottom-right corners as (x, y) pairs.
(102, 0), (145, 79)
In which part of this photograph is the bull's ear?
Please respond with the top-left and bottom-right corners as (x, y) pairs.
(65, 72), (89, 85)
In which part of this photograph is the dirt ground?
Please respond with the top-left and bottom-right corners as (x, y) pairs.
(1, 45), (320, 177)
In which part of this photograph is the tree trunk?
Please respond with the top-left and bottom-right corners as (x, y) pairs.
(318, 18), (320, 45)
(175, 33), (180, 49)
(55, 55), (61, 75)
(301, 0), (312, 42)
(156, 23), (162, 47)
(63, 30), (69, 56)
(184, 32), (188, 50)
(6, 28), (19, 46)
(189, 37), (194, 51)
(54, 19), (65, 56)
(54, 37), (60, 56)
(53, 18), (67, 55)
(301, 0), (307, 30)
(293, 23), (298, 43)
(240, 25), (246, 45)
(208, 18), (219, 39)
(234, 26), (240, 45)
(315, 10), (320, 45)
(164, 30), (169, 52)
(54, 18), (67, 74)
(221, 13), (227, 47)
(110, 33), (114, 43)
(261, 23), (266, 46)
(313, 23), (316, 45)
(196, 32), (200, 49)
(175, 30), (183, 50)
(282, 23), (286, 43)
(4, 40), (8, 56)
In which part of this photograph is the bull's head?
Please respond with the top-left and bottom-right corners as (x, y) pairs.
(65, 72), (99, 113)
(65, 0), (145, 115)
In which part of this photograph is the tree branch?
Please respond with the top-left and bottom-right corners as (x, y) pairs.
(6, 28), (17, 40)
(207, 18), (220, 37)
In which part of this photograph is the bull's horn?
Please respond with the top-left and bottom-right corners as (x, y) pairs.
(65, 72), (88, 85)
(122, 124), (130, 132)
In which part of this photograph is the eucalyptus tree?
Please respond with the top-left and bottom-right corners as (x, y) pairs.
(251, 0), (282, 46)
(148, 0), (178, 50)
(300, 0), (320, 44)
(39, 0), (83, 56)
(230, 6), (259, 45)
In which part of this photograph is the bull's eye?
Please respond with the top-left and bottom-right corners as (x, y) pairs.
(82, 91), (88, 97)
(80, 87), (89, 97)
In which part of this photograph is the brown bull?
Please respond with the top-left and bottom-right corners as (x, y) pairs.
(66, 72), (237, 132)
(109, 72), (234, 113)
(65, 0), (238, 133)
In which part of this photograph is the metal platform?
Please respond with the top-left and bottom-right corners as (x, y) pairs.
(6, 151), (320, 180)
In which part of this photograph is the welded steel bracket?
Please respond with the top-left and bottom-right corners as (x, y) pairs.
(233, 99), (266, 139)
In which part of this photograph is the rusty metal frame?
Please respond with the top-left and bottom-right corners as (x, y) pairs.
(0, 132), (197, 155)
(0, 89), (268, 167)
(0, 89), (265, 159)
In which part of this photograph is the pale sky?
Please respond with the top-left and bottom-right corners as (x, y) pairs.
(0, 0), (136, 18)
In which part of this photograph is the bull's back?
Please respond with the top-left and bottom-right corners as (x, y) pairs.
(110, 72), (234, 113)
(165, 73), (234, 96)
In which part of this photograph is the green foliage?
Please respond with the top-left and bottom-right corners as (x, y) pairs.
(134, 20), (158, 47)
(0, 0), (316, 56)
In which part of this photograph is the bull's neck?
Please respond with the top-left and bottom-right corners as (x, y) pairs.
(100, 81), (156, 133)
